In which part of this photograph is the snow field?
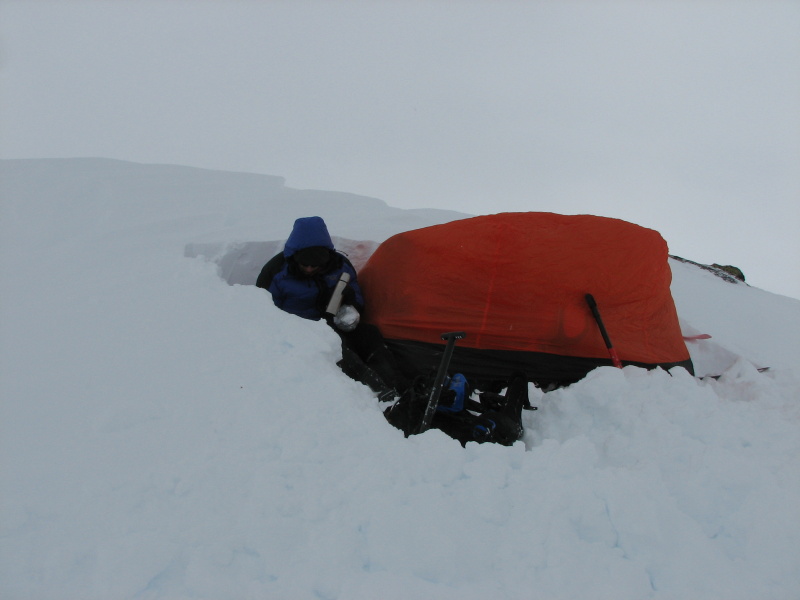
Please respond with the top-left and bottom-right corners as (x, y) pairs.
(1, 159), (799, 599)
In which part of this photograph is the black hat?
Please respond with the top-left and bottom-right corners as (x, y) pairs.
(294, 246), (331, 267)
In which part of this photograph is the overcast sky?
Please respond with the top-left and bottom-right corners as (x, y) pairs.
(2, 1), (799, 299)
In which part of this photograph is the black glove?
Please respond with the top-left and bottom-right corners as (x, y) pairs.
(341, 285), (357, 307)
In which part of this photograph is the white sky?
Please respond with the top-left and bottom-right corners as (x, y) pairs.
(2, 0), (799, 299)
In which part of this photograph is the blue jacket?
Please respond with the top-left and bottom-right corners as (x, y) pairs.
(256, 217), (364, 320)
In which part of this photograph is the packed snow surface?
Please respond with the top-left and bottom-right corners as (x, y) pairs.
(1, 159), (799, 599)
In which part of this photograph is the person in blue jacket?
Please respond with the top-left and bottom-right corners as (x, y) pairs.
(257, 216), (363, 324)
(257, 216), (404, 399)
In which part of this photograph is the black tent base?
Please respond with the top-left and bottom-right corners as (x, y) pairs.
(386, 339), (694, 392)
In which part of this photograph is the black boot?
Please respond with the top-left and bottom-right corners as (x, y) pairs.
(337, 346), (398, 401)
(365, 344), (409, 394)
(502, 375), (529, 425)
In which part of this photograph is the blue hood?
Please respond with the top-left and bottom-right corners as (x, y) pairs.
(283, 216), (334, 257)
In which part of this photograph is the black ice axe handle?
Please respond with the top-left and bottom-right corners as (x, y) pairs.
(417, 331), (466, 434)
(585, 294), (623, 369)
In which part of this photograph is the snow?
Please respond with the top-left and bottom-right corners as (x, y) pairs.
(1, 158), (799, 600)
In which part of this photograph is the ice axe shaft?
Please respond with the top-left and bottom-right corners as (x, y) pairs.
(418, 331), (466, 434)
(585, 294), (623, 369)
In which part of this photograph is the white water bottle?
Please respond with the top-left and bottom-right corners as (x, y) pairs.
(325, 272), (351, 316)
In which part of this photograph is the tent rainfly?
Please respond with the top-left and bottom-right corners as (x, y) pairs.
(359, 212), (693, 388)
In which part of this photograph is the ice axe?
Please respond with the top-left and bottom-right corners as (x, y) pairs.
(585, 294), (623, 369)
(417, 331), (466, 434)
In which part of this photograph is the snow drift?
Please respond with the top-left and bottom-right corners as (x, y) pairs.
(1, 159), (799, 600)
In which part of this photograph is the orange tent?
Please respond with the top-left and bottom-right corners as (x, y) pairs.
(359, 212), (692, 387)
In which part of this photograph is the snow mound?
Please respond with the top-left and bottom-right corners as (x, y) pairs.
(1, 159), (799, 600)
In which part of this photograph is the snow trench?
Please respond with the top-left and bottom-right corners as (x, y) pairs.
(184, 236), (380, 286)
